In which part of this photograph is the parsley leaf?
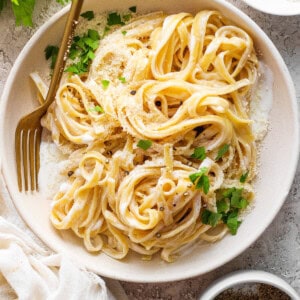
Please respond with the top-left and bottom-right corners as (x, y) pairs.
(230, 188), (243, 208)
(189, 167), (208, 184)
(222, 187), (235, 199)
(80, 10), (94, 20)
(137, 140), (152, 150)
(4, 0), (69, 27)
(197, 174), (210, 194)
(201, 209), (222, 227)
(101, 80), (110, 90)
(121, 30), (127, 36)
(119, 76), (126, 83)
(240, 171), (249, 183)
(216, 144), (230, 161)
(225, 210), (241, 235)
(65, 29), (100, 75)
(11, 0), (35, 27)
(221, 187), (249, 210)
(239, 198), (249, 209)
(129, 6), (137, 13)
(65, 61), (88, 75)
(191, 147), (206, 160)
(88, 29), (100, 41)
(89, 105), (104, 113)
(44, 45), (59, 69)
(189, 167), (210, 194)
(107, 12), (124, 26)
(217, 199), (229, 214)
(218, 186), (250, 235)
(82, 36), (99, 50)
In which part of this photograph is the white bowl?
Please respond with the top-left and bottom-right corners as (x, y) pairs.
(200, 270), (300, 299)
(241, 0), (300, 16)
(0, 0), (298, 282)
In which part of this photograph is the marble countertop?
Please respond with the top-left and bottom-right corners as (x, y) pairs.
(0, 0), (299, 299)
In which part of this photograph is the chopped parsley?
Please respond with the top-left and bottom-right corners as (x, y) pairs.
(201, 209), (222, 227)
(240, 171), (249, 183)
(189, 167), (210, 194)
(65, 29), (100, 75)
(4, 0), (69, 27)
(101, 80), (110, 90)
(129, 6), (137, 13)
(119, 76), (126, 83)
(80, 10), (94, 20)
(44, 45), (59, 69)
(121, 30), (127, 36)
(223, 187), (249, 209)
(11, 0), (36, 27)
(216, 199), (229, 214)
(201, 187), (249, 235)
(224, 210), (241, 235)
(88, 105), (104, 113)
(137, 139), (152, 150)
(107, 12), (124, 26)
(87, 29), (100, 41)
(65, 61), (88, 75)
(191, 146), (206, 161)
(216, 144), (230, 161)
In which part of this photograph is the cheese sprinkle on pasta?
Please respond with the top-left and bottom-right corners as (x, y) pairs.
(40, 10), (259, 262)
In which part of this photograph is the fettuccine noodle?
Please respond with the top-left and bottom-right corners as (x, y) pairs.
(40, 10), (258, 262)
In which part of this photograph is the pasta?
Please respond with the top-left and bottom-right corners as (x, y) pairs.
(40, 10), (259, 262)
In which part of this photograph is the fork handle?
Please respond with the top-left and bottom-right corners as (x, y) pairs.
(44, 0), (84, 108)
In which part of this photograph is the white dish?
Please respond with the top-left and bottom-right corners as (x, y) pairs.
(0, 0), (298, 282)
(241, 0), (300, 16)
(199, 270), (300, 299)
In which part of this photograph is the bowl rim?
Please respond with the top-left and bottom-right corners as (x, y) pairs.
(241, 0), (300, 16)
(199, 270), (300, 299)
(0, 0), (299, 282)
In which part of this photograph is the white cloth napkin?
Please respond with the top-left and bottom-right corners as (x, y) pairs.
(0, 164), (127, 300)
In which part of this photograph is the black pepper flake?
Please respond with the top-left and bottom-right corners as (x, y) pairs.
(173, 203), (176, 207)
(106, 150), (112, 156)
(159, 206), (164, 211)
(67, 171), (74, 177)
(130, 90), (136, 95)
(155, 101), (161, 106)
(156, 233), (161, 238)
(124, 171), (129, 175)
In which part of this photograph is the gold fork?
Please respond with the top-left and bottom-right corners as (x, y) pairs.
(15, 0), (84, 192)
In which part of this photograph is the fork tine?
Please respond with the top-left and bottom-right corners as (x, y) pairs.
(15, 128), (23, 192)
(35, 128), (42, 191)
(29, 130), (35, 191)
(15, 0), (84, 193)
(22, 130), (29, 192)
